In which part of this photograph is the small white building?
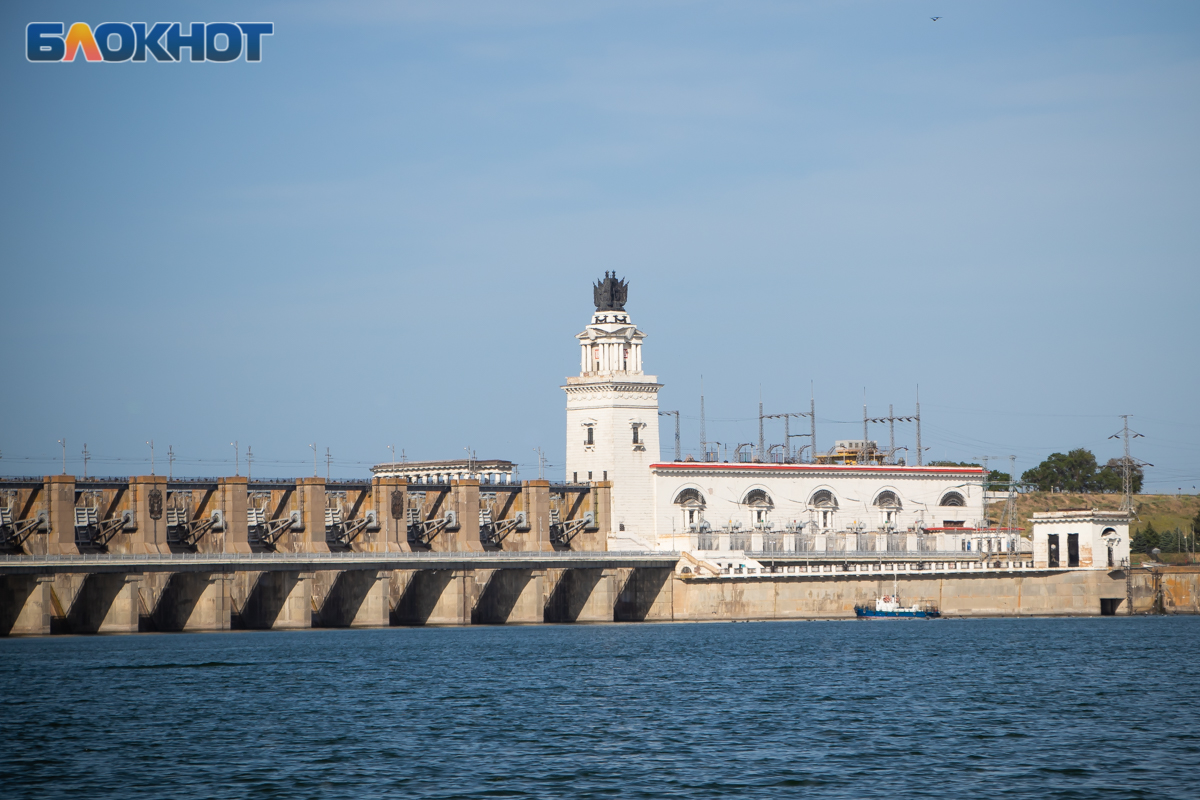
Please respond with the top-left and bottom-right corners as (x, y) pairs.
(371, 459), (517, 485)
(1031, 510), (1130, 570)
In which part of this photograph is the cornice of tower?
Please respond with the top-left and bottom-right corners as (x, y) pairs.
(561, 378), (662, 398)
(577, 325), (644, 342)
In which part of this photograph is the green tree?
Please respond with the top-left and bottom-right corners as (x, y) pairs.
(1131, 522), (1160, 555)
(1158, 528), (1182, 553)
(986, 469), (1012, 490)
(1021, 449), (1104, 493)
(1097, 457), (1144, 494)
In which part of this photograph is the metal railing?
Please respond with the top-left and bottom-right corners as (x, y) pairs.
(745, 549), (1003, 559)
(0, 550), (682, 575)
(0, 550), (673, 563)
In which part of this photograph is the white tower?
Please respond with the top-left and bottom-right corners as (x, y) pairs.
(563, 274), (661, 546)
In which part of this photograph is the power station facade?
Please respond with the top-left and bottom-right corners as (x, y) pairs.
(564, 275), (1003, 558)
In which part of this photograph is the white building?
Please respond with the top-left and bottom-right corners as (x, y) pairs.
(563, 273), (661, 542)
(650, 462), (989, 554)
(556, 272), (1017, 554)
(562, 275), (999, 554)
(1031, 510), (1130, 570)
(372, 459), (516, 485)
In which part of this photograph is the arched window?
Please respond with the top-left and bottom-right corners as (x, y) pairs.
(675, 488), (706, 530)
(810, 489), (837, 530)
(939, 491), (966, 507)
(1102, 526), (1117, 567)
(810, 490), (836, 508)
(874, 491), (901, 528)
(874, 491), (900, 508)
(744, 489), (773, 508)
(744, 489), (773, 527)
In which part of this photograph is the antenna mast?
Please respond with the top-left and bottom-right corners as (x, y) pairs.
(863, 389), (868, 447)
(981, 455), (989, 526)
(810, 384), (816, 463)
(758, 398), (765, 462)
(888, 404), (895, 465)
(659, 411), (681, 461)
(915, 386), (923, 466)
(1004, 454), (1017, 546)
(699, 376), (708, 460)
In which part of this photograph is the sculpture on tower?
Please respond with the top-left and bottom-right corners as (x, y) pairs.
(592, 272), (629, 312)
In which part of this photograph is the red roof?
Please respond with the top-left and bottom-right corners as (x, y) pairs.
(650, 462), (986, 475)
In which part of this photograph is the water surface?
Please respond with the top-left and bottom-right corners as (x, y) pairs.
(2, 618), (1197, 799)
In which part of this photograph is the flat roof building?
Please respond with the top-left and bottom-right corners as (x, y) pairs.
(371, 459), (516, 485)
(648, 461), (989, 553)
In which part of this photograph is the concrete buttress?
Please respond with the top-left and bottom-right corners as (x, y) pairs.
(129, 475), (168, 554)
(297, 478), (329, 553)
(46, 475), (76, 555)
(373, 477), (408, 552)
(0, 575), (54, 635)
(220, 477), (249, 554)
(544, 568), (618, 622)
(392, 569), (476, 625)
(313, 569), (390, 628)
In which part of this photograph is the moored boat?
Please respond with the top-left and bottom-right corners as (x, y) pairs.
(854, 594), (941, 618)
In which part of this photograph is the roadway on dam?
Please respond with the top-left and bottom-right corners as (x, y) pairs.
(0, 550), (682, 575)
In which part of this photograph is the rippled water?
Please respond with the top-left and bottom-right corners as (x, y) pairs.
(2, 618), (1198, 799)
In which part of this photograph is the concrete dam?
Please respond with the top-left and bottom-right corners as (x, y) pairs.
(2, 472), (1195, 636)
(4, 278), (1194, 635)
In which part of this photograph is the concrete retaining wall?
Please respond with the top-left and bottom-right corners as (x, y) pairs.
(672, 570), (1134, 620)
(4, 566), (1198, 636)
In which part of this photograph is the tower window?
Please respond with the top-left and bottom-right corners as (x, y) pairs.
(603, 471), (607, 481)
(588, 471), (593, 481)
(573, 472), (577, 483)
(586, 427), (594, 445)
(632, 426), (639, 444)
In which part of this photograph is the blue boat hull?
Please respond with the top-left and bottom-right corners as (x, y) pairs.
(854, 607), (940, 618)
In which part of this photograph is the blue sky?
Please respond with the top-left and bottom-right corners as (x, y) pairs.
(1, 1), (1197, 490)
